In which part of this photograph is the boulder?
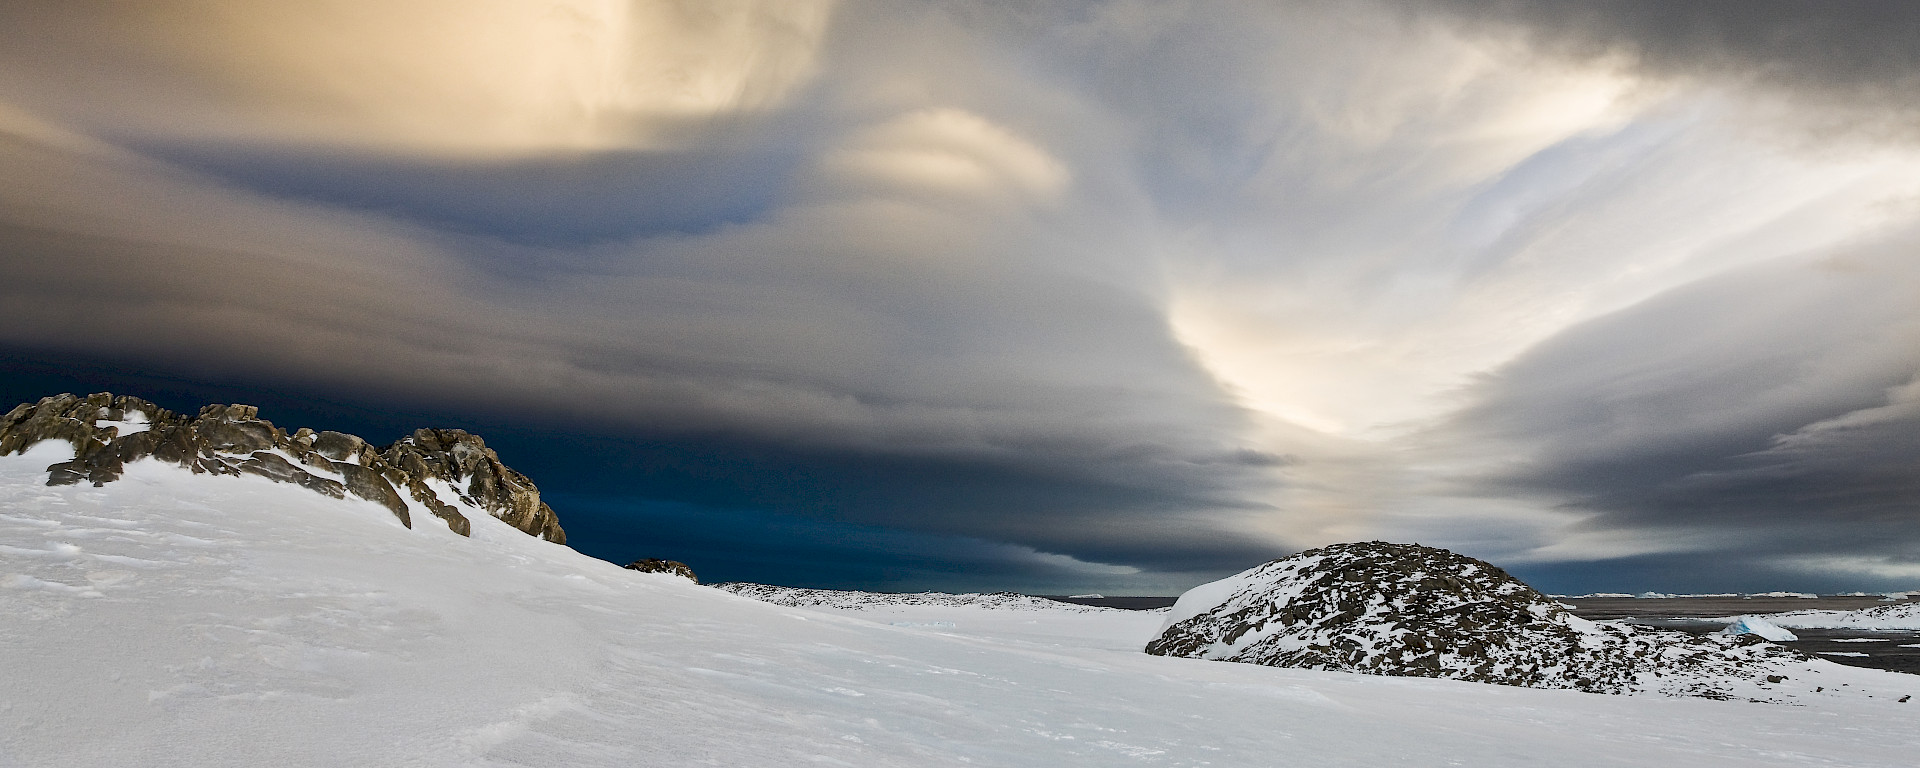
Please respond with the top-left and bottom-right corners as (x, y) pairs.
(625, 559), (697, 583)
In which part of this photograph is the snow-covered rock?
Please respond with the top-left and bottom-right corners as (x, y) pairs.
(1145, 541), (1878, 701)
(0, 392), (564, 542)
(1721, 616), (1798, 641)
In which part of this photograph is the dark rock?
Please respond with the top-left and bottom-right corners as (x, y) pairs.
(400, 477), (471, 537)
(336, 464), (412, 528)
(383, 428), (565, 543)
(311, 431), (365, 462)
(624, 559), (697, 583)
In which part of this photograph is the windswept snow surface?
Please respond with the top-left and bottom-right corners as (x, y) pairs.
(4, 449), (1919, 767)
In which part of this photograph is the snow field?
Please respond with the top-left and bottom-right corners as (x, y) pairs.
(3, 449), (1918, 767)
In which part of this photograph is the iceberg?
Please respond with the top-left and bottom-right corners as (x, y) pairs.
(1720, 616), (1798, 642)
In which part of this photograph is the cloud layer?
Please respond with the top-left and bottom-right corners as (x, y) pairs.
(1, 0), (1916, 591)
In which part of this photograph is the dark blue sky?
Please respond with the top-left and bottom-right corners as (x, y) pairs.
(2, 1), (1919, 595)
(0, 346), (1276, 594)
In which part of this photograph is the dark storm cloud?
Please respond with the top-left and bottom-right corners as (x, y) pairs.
(1426, 1), (1920, 111)
(142, 143), (808, 247)
(1438, 227), (1920, 585)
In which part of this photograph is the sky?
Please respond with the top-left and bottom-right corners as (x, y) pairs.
(2, 0), (1918, 595)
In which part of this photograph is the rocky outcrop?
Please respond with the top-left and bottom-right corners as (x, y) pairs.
(0, 392), (565, 544)
(1146, 541), (1874, 701)
(385, 429), (565, 544)
(625, 559), (697, 583)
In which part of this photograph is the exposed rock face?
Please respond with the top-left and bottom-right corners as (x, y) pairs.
(1146, 541), (1835, 700)
(624, 559), (697, 583)
(0, 392), (565, 544)
(385, 429), (565, 544)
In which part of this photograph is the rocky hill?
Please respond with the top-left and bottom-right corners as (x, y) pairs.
(0, 392), (564, 543)
(1146, 541), (1895, 701)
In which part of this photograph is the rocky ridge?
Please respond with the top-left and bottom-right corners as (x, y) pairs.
(716, 583), (1127, 613)
(0, 393), (564, 543)
(1146, 541), (1910, 702)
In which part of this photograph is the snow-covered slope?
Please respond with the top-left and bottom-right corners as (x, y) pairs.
(5, 452), (1919, 767)
(1147, 542), (1909, 702)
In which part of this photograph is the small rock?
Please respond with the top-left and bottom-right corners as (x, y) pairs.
(625, 559), (697, 583)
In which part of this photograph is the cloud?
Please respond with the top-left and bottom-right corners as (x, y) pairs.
(3, 0), (1920, 592)
(0, 0), (837, 155)
(1429, 227), (1920, 584)
(1423, 0), (1920, 137)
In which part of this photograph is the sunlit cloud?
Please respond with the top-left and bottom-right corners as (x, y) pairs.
(0, 0), (835, 155)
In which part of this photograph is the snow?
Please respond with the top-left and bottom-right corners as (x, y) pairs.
(5, 452), (1920, 767)
(1155, 556), (1324, 637)
(1748, 602), (1920, 631)
(91, 409), (151, 437)
(1720, 616), (1798, 642)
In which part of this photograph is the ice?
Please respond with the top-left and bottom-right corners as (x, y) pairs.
(1720, 616), (1798, 642)
(4, 452), (1919, 767)
(1754, 602), (1920, 631)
